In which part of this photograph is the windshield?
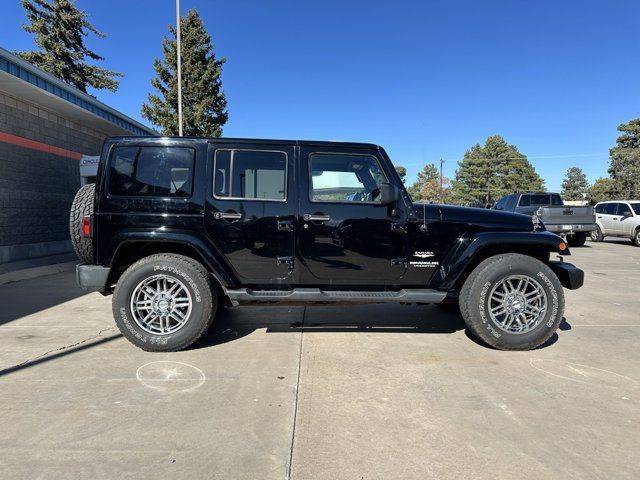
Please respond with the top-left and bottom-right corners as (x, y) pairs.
(631, 203), (640, 215)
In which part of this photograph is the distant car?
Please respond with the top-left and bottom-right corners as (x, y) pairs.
(493, 192), (596, 247)
(592, 201), (640, 246)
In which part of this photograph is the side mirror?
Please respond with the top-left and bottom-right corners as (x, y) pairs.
(623, 211), (632, 218)
(378, 182), (400, 205)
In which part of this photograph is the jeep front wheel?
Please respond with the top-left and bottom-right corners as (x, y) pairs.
(459, 253), (564, 350)
(112, 254), (216, 351)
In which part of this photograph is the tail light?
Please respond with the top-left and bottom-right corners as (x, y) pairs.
(82, 216), (91, 238)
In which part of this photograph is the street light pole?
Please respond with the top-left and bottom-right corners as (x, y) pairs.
(176, 0), (183, 136)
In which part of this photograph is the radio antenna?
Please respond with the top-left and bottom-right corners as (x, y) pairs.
(423, 203), (427, 232)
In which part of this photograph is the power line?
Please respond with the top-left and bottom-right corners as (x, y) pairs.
(401, 152), (608, 167)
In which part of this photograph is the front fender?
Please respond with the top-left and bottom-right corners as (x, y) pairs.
(430, 231), (569, 291)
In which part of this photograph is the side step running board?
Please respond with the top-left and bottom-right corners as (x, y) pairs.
(224, 288), (447, 306)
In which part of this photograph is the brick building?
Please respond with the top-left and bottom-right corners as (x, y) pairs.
(0, 47), (155, 264)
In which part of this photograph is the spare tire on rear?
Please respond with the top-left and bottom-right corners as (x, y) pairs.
(69, 183), (95, 263)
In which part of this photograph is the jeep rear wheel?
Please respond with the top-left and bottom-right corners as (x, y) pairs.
(459, 253), (564, 350)
(69, 183), (95, 263)
(112, 254), (216, 352)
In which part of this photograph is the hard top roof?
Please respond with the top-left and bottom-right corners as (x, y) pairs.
(106, 136), (382, 150)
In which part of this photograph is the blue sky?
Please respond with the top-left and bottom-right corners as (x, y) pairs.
(2, 0), (639, 189)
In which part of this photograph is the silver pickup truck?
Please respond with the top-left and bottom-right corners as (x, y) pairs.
(494, 192), (596, 247)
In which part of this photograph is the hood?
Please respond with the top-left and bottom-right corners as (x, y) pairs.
(414, 203), (535, 231)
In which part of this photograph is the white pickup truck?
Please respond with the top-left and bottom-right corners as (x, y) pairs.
(493, 192), (597, 247)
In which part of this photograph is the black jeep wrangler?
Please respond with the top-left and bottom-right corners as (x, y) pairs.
(71, 137), (583, 352)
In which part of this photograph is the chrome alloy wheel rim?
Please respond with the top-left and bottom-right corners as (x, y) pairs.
(488, 275), (547, 334)
(130, 274), (192, 335)
(590, 228), (600, 241)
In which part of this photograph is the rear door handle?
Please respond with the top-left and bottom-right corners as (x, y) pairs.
(303, 214), (331, 222)
(277, 220), (294, 232)
(214, 211), (243, 220)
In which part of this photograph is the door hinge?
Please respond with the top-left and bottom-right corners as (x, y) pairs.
(391, 258), (407, 268)
(277, 256), (294, 268)
(391, 222), (407, 234)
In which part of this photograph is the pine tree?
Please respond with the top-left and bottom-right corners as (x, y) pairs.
(450, 136), (544, 206)
(407, 163), (450, 203)
(608, 118), (640, 199)
(142, 9), (228, 137)
(394, 165), (407, 183)
(16, 0), (122, 92)
(587, 177), (615, 204)
(561, 167), (589, 201)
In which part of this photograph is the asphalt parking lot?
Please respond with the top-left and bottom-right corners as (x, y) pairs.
(0, 240), (638, 480)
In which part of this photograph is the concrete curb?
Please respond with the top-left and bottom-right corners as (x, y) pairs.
(0, 261), (77, 286)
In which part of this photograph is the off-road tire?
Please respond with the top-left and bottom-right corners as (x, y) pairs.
(112, 254), (216, 352)
(590, 225), (604, 242)
(69, 183), (95, 263)
(567, 232), (587, 247)
(459, 253), (565, 350)
(633, 228), (640, 247)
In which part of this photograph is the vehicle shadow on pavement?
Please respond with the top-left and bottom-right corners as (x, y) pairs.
(0, 272), (89, 326)
(193, 304), (467, 350)
(0, 331), (122, 377)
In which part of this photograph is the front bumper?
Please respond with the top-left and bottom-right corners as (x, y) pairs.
(546, 223), (597, 234)
(76, 263), (110, 292)
(548, 261), (584, 290)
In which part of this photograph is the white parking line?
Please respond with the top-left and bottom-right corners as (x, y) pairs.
(570, 324), (640, 327)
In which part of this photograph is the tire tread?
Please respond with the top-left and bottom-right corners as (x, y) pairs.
(460, 253), (565, 350)
(112, 253), (216, 352)
(69, 183), (95, 262)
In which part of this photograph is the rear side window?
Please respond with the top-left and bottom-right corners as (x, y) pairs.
(617, 203), (632, 216)
(603, 203), (617, 214)
(213, 149), (287, 201)
(594, 204), (605, 214)
(108, 146), (194, 197)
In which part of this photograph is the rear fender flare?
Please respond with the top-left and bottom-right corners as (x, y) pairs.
(107, 231), (236, 288)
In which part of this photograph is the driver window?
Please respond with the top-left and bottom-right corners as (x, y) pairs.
(309, 154), (388, 203)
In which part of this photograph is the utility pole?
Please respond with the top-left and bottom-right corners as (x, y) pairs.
(439, 158), (445, 203)
(176, 0), (183, 136)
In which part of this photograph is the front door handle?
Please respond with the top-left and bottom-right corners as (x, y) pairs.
(214, 211), (243, 220)
(303, 214), (331, 222)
